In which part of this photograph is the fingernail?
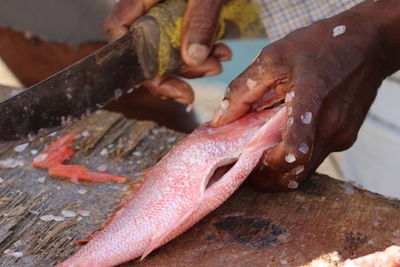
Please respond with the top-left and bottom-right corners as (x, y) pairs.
(204, 69), (220, 77)
(211, 108), (223, 126)
(187, 44), (208, 65)
(211, 100), (229, 126)
(263, 156), (268, 166)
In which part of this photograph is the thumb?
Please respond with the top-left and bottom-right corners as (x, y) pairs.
(181, 0), (224, 66)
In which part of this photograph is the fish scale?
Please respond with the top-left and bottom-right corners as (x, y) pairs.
(57, 107), (286, 267)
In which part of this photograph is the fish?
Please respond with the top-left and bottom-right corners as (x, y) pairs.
(57, 107), (287, 267)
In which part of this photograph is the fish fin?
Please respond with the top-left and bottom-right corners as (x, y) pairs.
(128, 176), (145, 191)
(117, 176), (146, 209)
(73, 231), (96, 245)
(140, 204), (200, 260)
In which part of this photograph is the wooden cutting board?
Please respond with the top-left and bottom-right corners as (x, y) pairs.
(0, 88), (399, 266)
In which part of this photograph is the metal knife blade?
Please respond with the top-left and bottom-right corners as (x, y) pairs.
(0, 31), (145, 147)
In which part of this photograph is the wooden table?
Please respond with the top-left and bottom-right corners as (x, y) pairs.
(0, 97), (399, 266)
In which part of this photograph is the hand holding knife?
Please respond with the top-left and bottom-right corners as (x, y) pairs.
(0, 0), (265, 148)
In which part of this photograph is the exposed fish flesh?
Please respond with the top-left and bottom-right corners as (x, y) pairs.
(32, 131), (128, 183)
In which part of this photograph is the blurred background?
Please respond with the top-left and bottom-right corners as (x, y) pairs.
(0, 0), (399, 198)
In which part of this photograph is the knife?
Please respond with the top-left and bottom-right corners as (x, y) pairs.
(0, 0), (265, 148)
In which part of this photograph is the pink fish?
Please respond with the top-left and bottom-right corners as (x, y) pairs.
(57, 107), (286, 267)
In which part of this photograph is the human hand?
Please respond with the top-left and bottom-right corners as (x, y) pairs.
(211, 7), (391, 191)
(104, 0), (231, 104)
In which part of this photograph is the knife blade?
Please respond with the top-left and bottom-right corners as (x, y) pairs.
(0, 0), (265, 148)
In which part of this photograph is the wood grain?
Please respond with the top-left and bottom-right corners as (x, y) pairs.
(0, 109), (399, 266)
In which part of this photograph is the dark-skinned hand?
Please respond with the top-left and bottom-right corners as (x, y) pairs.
(104, 0), (231, 104)
(211, 0), (400, 191)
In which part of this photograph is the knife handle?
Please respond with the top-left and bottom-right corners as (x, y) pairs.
(130, 0), (266, 79)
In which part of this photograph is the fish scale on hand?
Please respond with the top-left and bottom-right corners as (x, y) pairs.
(57, 107), (286, 267)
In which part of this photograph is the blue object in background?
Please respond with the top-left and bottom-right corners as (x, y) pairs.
(199, 39), (269, 85)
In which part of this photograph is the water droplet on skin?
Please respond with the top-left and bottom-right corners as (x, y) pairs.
(287, 107), (293, 115)
(332, 25), (346, 37)
(246, 79), (257, 90)
(301, 112), (312, 124)
(299, 143), (309, 154)
(285, 153), (296, 163)
(285, 91), (295, 102)
(288, 180), (299, 189)
(287, 117), (294, 127)
(219, 100), (230, 110)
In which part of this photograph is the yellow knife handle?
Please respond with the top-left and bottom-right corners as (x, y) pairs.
(130, 0), (265, 79)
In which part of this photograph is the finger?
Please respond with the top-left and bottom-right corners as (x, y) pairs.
(257, 82), (324, 190)
(210, 48), (288, 127)
(212, 43), (232, 62)
(250, 141), (329, 192)
(176, 56), (222, 78)
(144, 76), (194, 104)
(104, 0), (159, 41)
(181, 0), (224, 66)
(176, 44), (231, 78)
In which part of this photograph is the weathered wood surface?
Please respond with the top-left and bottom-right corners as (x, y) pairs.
(0, 109), (399, 266)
